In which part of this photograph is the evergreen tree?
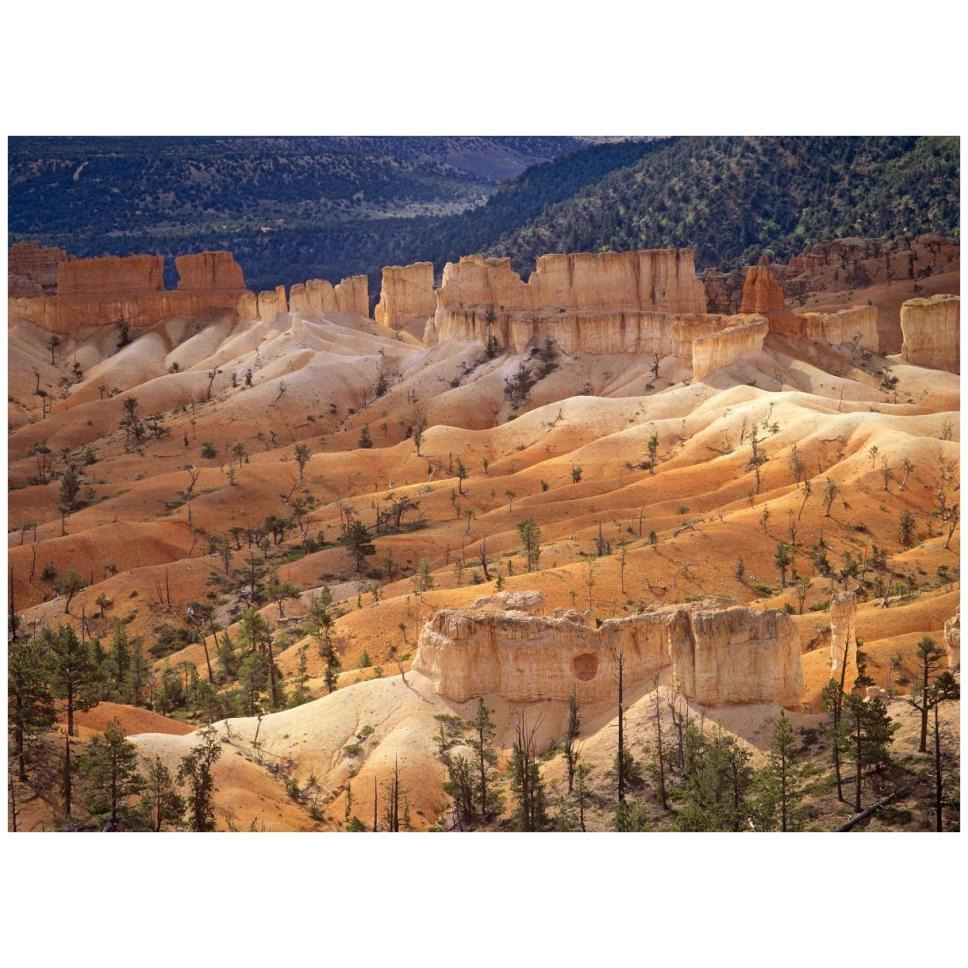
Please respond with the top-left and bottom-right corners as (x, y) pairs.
(508, 715), (548, 831)
(516, 518), (542, 572)
(79, 720), (146, 830)
(343, 518), (376, 573)
(755, 711), (808, 831)
(287, 646), (312, 707)
(108, 621), (132, 701)
(141, 757), (184, 832)
(675, 729), (754, 831)
(563, 690), (581, 794)
(42, 625), (98, 737)
(238, 607), (281, 708)
(468, 698), (502, 818)
(8, 635), (56, 780)
(843, 694), (897, 811)
(614, 799), (651, 831)
(305, 587), (342, 693)
(903, 636), (948, 753)
(177, 724), (222, 831)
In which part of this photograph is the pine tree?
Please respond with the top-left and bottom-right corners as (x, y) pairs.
(42, 625), (98, 736)
(108, 621), (132, 701)
(177, 724), (222, 831)
(903, 636), (948, 753)
(508, 715), (548, 831)
(614, 799), (650, 831)
(238, 607), (280, 708)
(468, 698), (501, 818)
(79, 720), (146, 830)
(756, 711), (808, 831)
(8, 635), (56, 780)
(343, 518), (376, 573)
(563, 690), (581, 793)
(676, 729), (754, 831)
(306, 587), (342, 693)
(843, 694), (897, 811)
(516, 518), (542, 572)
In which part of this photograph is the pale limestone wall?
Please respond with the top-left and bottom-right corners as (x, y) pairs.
(799, 305), (878, 352)
(375, 262), (436, 328)
(414, 597), (804, 708)
(691, 315), (768, 379)
(900, 294), (959, 372)
(829, 591), (858, 690)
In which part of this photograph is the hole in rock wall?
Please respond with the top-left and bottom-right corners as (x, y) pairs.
(572, 653), (599, 681)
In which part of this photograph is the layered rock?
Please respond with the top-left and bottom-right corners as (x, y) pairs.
(691, 315), (769, 379)
(798, 305), (878, 352)
(175, 250), (246, 291)
(740, 257), (802, 335)
(11, 289), (245, 335)
(334, 274), (369, 316)
(703, 234), (960, 314)
(944, 609), (960, 670)
(58, 254), (164, 295)
(667, 605), (803, 706)
(254, 286), (289, 323)
(9, 242), (70, 296)
(286, 275), (369, 319)
(414, 596), (803, 708)
(437, 248), (707, 317)
(10, 249), (248, 334)
(829, 591), (858, 689)
(900, 294), (959, 372)
(374, 262), (436, 329)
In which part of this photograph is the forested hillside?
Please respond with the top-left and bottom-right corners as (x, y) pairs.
(8, 136), (958, 293)
(488, 136), (960, 273)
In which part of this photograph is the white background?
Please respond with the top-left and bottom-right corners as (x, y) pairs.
(2, 1), (965, 965)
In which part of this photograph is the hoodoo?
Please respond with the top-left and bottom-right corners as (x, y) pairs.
(414, 596), (804, 708)
(900, 294), (960, 372)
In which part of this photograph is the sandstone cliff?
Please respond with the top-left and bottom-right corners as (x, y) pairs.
(374, 262), (435, 329)
(945, 608), (960, 670)
(10, 249), (248, 334)
(739, 257), (802, 335)
(691, 315), (769, 380)
(829, 591), (859, 690)
(413, 595), (803, 708)
(703, 234), (960, 314)
(437, 248), (707, 317)
(58, 254), (165, 296)
(798, 305), (878, 352)
(9, 242), (70, 296)
(900, 294), (959, 372)
(175, 250), (246, 291)
(335, 274), (369, 316)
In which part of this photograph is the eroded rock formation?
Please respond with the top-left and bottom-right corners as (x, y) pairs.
(413, 595), (803, 708)
(799, 305), (878, 352)
(703, 234), (960, 314)
(427, 249), (783, 378)
(945, 609), (960, 670)
(334, 275), (369, 316)
(739, 258), (880, 352)
(740, 257), (803, 336)
(900, 294), (960, 372)
(691, 315), (769, 380)
(829, 591), (859, 690)
(10, 249), (248, 334)
(375, 262), (436, 329)
(9, 242), (70, 296)
(437, 249), (707, 318)
(58, 254), (164, 295)
(175, 251), (246, 291)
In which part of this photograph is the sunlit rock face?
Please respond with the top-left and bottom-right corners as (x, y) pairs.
(414, 597), (803, 708)
(901, 294), (960, 372)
